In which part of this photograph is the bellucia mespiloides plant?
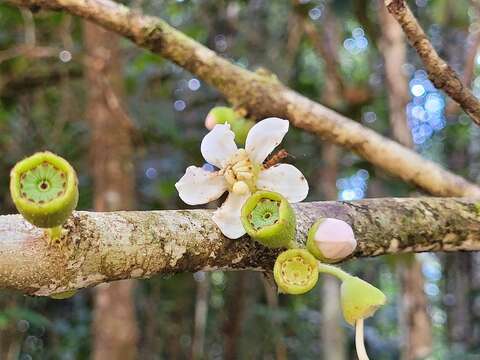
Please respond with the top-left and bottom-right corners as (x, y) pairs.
(175, 117), (309, 239)
(177, 108), (386, 359)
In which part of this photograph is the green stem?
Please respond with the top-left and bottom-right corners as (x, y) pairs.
(287, 240), (299, 249)
(46, 225), (63, 240)
(317, 262), (350, 282)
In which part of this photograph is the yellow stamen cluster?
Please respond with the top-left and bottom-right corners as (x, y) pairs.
(222, 149), (258, 195)
(280, 256), (314, 286)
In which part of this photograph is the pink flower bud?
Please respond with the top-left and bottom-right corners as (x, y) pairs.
(306, 218), (357, 263)
(205, 112), (218, 130)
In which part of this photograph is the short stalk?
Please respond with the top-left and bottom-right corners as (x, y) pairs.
(287, 240), (298, 249)
(47, 225), (63, 240)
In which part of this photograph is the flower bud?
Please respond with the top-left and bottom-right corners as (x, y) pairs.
(340, 276), (386, 325)
(273, 249), (319, 295)
(205, 106), (254, 145)
(306, 218), (357, 263)
(241, 191), (296, 248)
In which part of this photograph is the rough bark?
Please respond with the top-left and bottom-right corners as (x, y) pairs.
(7, 0), (480, 198)
(0, 198), (479, 296)
(385, 0), (480, 126)
(83, 21), (138, 360)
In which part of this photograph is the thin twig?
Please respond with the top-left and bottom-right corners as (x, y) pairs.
(386, 0), (480, 126)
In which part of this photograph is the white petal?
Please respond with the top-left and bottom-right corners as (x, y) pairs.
(201, 124), (238, 168)
(257, 164), (308, 202)
(175, 166), (227, 205)
(245, 117), (289, 164)
(212, 191), (250, 239)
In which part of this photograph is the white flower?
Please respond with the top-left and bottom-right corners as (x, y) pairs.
(175, 117), (309, 239)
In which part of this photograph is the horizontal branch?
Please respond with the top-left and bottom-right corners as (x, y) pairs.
(1, 198), (479, 296)
(7, 0), (480, 198)
(386, 0), (480, 126)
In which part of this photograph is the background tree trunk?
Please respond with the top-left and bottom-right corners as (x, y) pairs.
(191, 272), (210, 360)
(319, 143), (347, 360)
(223, 272), (248, 360)
(83, 21), (139, 360)
(378, 2), (433, 358)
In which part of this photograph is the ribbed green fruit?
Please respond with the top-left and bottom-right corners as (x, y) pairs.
(273, 249), (319, 295)
(10, 151), (79, 228)
(241, 191), (296, 249)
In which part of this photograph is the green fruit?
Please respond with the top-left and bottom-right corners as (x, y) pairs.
(241, 191), (296, 248)
(10, 151), (79, 228)
(273, 249), (319, 295)
(205, 106), (254, 145)
(340, 276), (386, 325)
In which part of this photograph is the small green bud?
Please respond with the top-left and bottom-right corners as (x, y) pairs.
(306, 218), (357, 263)
(241, 191), (296, 248)
(340, 276), (386, 325)
(205, 106), (254, 145)
(49, 289), (77, 300)
(10, 151), (79, 229)
(273, 249), (319, 295)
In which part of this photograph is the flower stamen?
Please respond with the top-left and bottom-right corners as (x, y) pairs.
(222, 149), (258, 194)
(233, 181), (250, 195)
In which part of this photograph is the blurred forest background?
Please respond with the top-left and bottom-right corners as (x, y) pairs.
(1, 0), (480, 359)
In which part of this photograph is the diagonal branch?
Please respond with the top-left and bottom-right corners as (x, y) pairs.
(1, 198), (479, 296)
(385, 0), (480, 126)
(6, 0), (480, 198)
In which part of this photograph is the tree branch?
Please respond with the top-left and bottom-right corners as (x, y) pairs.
(385, 0), (480, 126)
(0, 198), (479, 296)
(6, 0), (480, 198)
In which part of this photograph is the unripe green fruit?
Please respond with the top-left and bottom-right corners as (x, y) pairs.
(10, 151), (79, 228)
(205, 106), (254, 145)
(241, 191), (296, 249)
(273, 249), (319, 295)
(340, 276), (386, 325)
